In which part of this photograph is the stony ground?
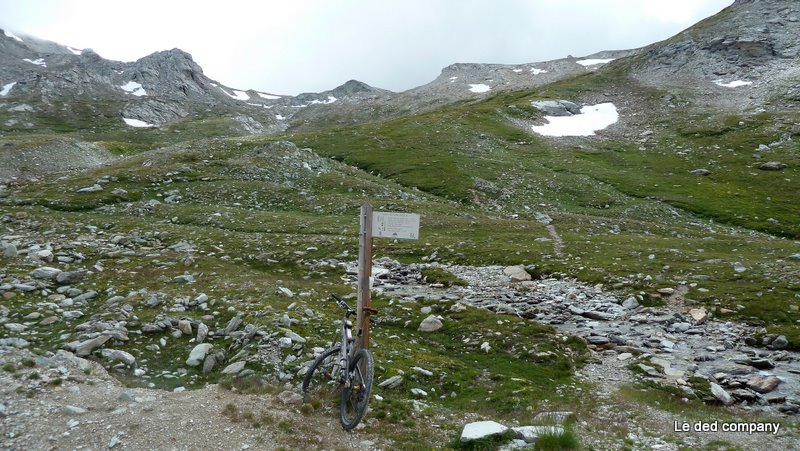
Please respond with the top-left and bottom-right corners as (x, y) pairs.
(0, 347), (384, 451)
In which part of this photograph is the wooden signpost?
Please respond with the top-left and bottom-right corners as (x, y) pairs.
(355, 203), (420, 352)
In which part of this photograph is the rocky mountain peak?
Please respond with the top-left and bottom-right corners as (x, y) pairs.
(629, 0), (799, 99)
(330, 79), (380, 96)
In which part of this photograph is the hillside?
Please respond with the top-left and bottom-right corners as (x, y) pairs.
(2, 1), (800, 449)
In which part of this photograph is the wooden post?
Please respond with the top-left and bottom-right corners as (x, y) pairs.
(356, 203), (373, 352)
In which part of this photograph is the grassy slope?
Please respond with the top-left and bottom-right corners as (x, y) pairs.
(2, 62), (800, 446)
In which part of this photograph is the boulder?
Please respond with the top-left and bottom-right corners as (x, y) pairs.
(186, 343), (213, 366)
(56, 270), (87, 285)
(31, 267), (62, 281)
(772, 335), (788, 350)
(759, 161), (786, 171)
(418, 315), (443, 332)
(2, 243), (17, 258)
(531, 100), (581, 116)
(710, 382), (735, 405)
(73, 335), (111, 357)
(221, 361), (246, 375)
(378, 375), (403, 389)
(503, 265), (531, 283)
(196, 323), (209, 343)
(177, 319), (192, 335)
(100, 349), (136, 366)
(689, 308), (708, 324)
(461, 420), (508, 442)
(747, 375), (782, 394)
(622, 297), (639, 309)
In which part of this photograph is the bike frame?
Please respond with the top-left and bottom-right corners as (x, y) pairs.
(331, 295), (357, 388)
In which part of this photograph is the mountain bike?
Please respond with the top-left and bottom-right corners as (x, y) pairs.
(302, 294), (375, 430)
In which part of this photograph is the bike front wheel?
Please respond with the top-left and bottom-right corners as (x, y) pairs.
(302, 346), (342, 398)
(340, 348), (374, 430)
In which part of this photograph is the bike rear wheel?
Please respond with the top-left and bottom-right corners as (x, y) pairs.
(339, 348), (374, 430)
(302, 346), (342, 398)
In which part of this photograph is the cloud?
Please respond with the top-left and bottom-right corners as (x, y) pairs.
(0, 0), (733, 95)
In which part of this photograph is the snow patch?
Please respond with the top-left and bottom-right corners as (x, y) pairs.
(276, 114), (285, 120)
(512, 69), (523, 73)
(0, 82), (16, 97)
(257, 92), (281, 100)
(530, 67), (548, 75)
(122, 117), (155, 128)
(469, 84), (491, 93)
(23, 58), (47, 67)
(576, 58), (615, 67)
(449, 76), (458, 83)
(309, 95), (337, 105)
(531, 102), (618, 137)
(216, 85), (251, 101)
(714, 79), (752, 88)
(120, 81), (147, 97)
(230, 90), (250, 101)
(67, 46), (83, 55)
(4, 30), (23, 42)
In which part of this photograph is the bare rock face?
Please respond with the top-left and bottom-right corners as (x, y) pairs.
(629, 0), (800, 108)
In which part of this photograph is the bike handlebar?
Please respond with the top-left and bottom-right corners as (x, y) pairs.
(331, 294), (356, 316)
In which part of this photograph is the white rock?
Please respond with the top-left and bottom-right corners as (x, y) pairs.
(710, 382), (734, 405)
(196, 323), (209, 343)
(101, 349), (136, 366)
(63, 405), (87, 415)
(378, 375), (403, 388)
(689, 308), (708, 324)
(221, 361), (246, 375)
(503, 265), (531, 283)
(178, 319), (192, 335)
(410, 388), (428, 397)
(186, 343), (213, 366)
(418, 315), (442, 332)
(411, 366), (433, 376)
(461, 420), (508, 442)
(4, 323), (27, 333)
(31, 266), (62, 280)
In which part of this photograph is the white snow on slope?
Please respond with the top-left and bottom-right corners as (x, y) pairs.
(531, 102), (618, 137)
(216, 85), (250, 101)
(530, 67), (548, 75)
(257, 92), (281, 100)
(576, 58), (615, 67)
(714, 79), (752, 88)
(449, 76), (458, 83)
(120, 81), (147, 96)
(67, 46), (83, 55)
(512, 69), (523, 73)
(469, 84), (491, 93)
(0, 82), (16, 97)
(4, 30), (23, 42)
(23, 58), (47, 67)
(276, 114), (285, 120)
(309, 95), (337, 105)
(123, 118), (155, 128)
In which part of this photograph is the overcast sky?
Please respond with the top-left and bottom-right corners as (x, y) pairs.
(0, 0), (733, 95)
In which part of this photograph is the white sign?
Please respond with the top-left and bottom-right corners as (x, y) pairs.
(372, 212), (420, 240)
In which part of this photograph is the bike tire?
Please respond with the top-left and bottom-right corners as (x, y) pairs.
(302, 346), (342, 395)
(339, 348), (374, 430)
